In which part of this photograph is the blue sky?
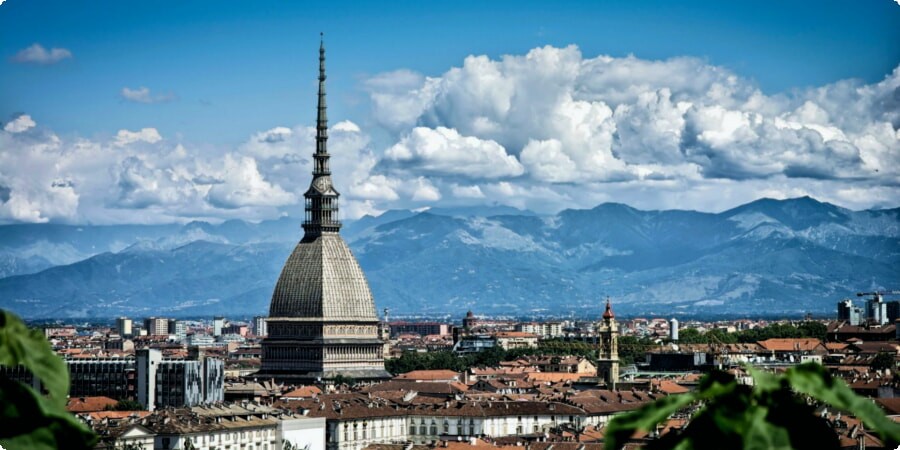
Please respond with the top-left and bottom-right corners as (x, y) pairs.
(3, 0), (898, 143)
(0, 0), (898, 224)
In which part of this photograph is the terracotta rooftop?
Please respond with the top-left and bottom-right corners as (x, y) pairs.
(756, 338), (825, 352)
(283, 385), (323, 398)
(81, 411), (151, 421)
(494, 332), (539, 339)
(361, 380), (469, 395)
(526, 373), (586, 383)
(394, 370), (460, 381)
(650, 379), (691, 394)
(876, 397), (900, 415)
(66, 396), (118, 413)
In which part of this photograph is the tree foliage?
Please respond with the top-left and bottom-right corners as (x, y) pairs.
(604, 363), (900, 450)
(675, 322), (827, 345)
(331, 374), (357, 386)
(871, 352), (896, 372)
(0, 310), (97, 449)
(618, 335), (655, 365)
(105, 399), (144, 411)
(385, 339), (600, 375)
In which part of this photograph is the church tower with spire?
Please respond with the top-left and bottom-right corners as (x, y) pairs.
(596, 297), (619, 389)
(256, 36), (390, 382)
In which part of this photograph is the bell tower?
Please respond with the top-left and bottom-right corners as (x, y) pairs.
(596, 297), (619, 389)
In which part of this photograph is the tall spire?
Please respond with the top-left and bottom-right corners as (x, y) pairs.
(303, 33), (341, 237)
(315, 32), (328, 161)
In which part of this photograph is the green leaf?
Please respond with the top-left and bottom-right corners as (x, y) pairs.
(743, 406), (793, 450)
(747, 365), (780, 393)
(786, 363), (900, 447)
(0, 376), (97, 450)
(604, 391), (698, 450)
(0, 310), (96, 449)
(0, 310), (70, 404)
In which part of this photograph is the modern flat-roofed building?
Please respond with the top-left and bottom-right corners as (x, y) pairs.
(143, 317), (170, 336)
(67, 357), (136, 400)
(137, 348), (225, 410)
(389, 322), (450, 338)
(116, 317), (133, 337)
(2, 349), (224, 409)
(253, 316), (268, 337)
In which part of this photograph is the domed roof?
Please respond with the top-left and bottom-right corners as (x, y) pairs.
(603, 298), (615, 319)
(268, 233), (377, 321)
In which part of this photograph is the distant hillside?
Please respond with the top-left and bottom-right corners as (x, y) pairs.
(0, 197), (897, 318)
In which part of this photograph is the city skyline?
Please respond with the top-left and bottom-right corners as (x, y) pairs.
(1, 1), (899, 225)
(1, 3), (899, 448)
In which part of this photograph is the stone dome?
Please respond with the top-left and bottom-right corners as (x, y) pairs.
(268, 233), (377, 321)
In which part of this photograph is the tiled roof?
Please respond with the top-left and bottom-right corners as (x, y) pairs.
(361, 381), (468, 395)
(225, 381), (269, 396)
(395, 370), (460, 381)
(849, 342), (900, 354)
(82, 411), (151, 421)
(527, 373), (585, 383)
(139, 408), (278, 435)
(566, 389), (666, 414)
(283, 385), (323, 398)
(276, 394), (584, 420)
(494, 332), (538, 338)
(876, 398), (900, 415)
(650, 380), (690, 394)
(756, 338), (824, 352)
(66, 396), (118, 412)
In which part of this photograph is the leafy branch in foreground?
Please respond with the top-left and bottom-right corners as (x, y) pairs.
(604, 363), (900, 450)
(0, 310), (97, 450)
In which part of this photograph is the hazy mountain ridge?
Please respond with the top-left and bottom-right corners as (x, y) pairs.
(0, 197), (897, 318)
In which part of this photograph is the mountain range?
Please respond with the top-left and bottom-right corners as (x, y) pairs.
(0, 196), (897, 319)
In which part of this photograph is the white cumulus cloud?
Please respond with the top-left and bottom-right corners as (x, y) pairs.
(114, 128), (163, 146)
(3, 114), (37, 133)
(11, 43), (72, 65)
(206, 155), (296, 209)
(2, 45), (899, 224)
(120, 86), (176, 104)
(362, 45), (900, 213)
(385, 127), (524, 179)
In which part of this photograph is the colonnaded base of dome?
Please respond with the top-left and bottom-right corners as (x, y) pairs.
(249, 368), (391, 383)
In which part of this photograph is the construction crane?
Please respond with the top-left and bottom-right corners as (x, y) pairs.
(855, 291), (900, 326)
(856, 290), (900, 299)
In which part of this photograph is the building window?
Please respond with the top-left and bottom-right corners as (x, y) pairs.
(430, 420), (437, 436)
(443, 420), (449, 434)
